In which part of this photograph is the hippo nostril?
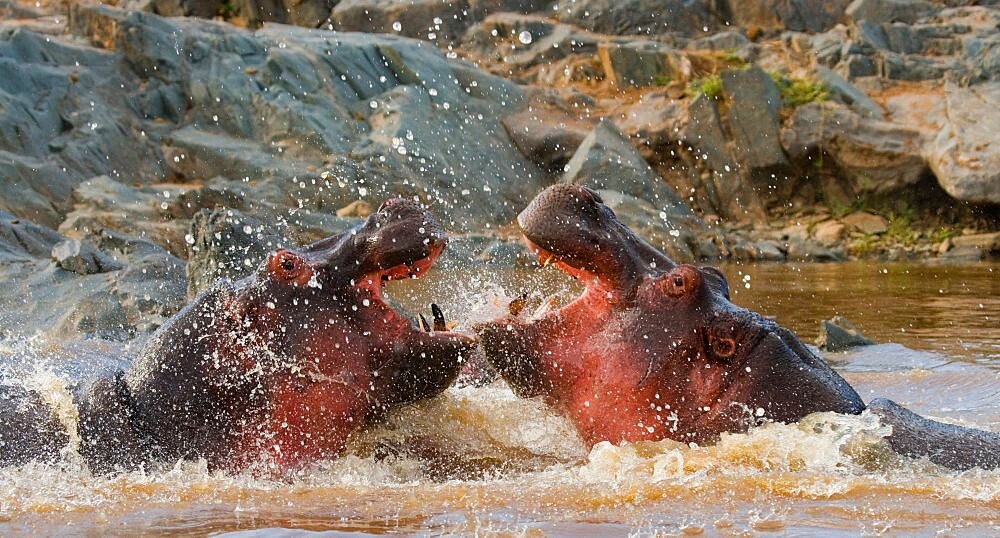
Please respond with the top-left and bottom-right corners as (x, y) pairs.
(673, 276), (684, 288)
(710, 335), (736, 359)
(281, 258), (296, 271)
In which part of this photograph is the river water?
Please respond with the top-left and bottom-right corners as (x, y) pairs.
(1, 262), (998, 536)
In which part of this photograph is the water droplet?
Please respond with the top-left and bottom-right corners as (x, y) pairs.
(518, 31), (533, 44)
(392, 21), (402, 32)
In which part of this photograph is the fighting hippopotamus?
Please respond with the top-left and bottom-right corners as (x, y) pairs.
(476, 184), (1000, 471)
(2, 198), (474, 474)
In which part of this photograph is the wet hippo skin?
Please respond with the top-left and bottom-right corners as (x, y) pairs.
(3, 199), (475, 474)
(476, 184), (1000, 471)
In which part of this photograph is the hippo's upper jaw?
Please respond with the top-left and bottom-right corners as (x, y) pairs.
(476, 184), (862, 447)
(98, 198), (474, 475)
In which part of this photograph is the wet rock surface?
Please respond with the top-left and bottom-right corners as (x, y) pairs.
(0, 0), (998, 342)
(817, 315), (876, 351)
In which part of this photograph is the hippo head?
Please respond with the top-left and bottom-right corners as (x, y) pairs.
(121, 198), (475, 473)
(476, 184), (863, 446)
(243, 197), (475, 438)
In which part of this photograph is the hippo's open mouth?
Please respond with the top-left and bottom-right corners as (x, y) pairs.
(355, 238), (452, 331)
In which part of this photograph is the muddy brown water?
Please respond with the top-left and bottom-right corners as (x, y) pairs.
(1, 262), (998, 536)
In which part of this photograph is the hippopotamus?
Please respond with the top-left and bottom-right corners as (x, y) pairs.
(476, 184), (1000, 471)
(2, 198), (474, 474)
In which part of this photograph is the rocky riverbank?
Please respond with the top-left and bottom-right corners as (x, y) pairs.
(0, 0), (998, 340)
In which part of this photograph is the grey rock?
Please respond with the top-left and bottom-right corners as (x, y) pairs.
(839, 53), (879, 77)
(51, 239), (123, 275)
(329, 0), (552, 45)
(845, 0), (939, 24)
(688, 31), (749, 51)
(842, 211), (888, 234)
(927, 82), (1000, 204)
(720, 66), (790, 182)
(597, 40), (689, 88)
(555, 0), (725, 37)
(0, 213), (182, 340)
(755, 239), (786, 261)
(681, 94), (767, 221)
(883, 52), (957, 80)
(0, 211), (65, 262)
(781, 102), (928, 198)
(561, 120), (695, 222)
(501, 91), (592, 173)
(729, 0), (853, 33)
(186, 208), (286, 297)
(596, 189), (698, 263)
(814, 65), (883, 118)
(816, 315), (875, 351)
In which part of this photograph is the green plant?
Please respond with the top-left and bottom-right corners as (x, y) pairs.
(720, 49), (746, 66)
(849, 233), (880, 256)
(653, 74), (672, 87)
(885, 211), (918, 246)
(769, 71), (829, 107)
(218, 0), (237, 17)
(828, 196), (871, 219)
(687, 74), (723, 99)
(929, 226), (958, 243)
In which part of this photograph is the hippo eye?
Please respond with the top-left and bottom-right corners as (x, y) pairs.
(662, 266), (701, 298)
(269, 250), (310, 286)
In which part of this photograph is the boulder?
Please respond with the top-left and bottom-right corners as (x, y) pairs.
(728, 0), (852, 33)
(0, 212), (184, 340)
(845, 0), (940, 25)
(927, 82), (1000, 205)
(680, 94), (767, 221)
(781, 102), (928, 198)
(186, 208), (286, 297)
(51, 239), (123, 275)
(814, 65), (883, 119)
(329, 0), (552, 45)
(336, 200), (373, 218)
(812, 219), (847, 245)
(842, 211), (888, 234)
(555, 0), (725, 37)
(720, 66), (790, 182)
(500, 90), (594, 173)
(597, 40), (690, 87)
(561, 120), (695, 221)
(816, 315), (875, 351)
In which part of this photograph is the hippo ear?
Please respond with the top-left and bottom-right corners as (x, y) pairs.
(699, 266), (730, 299)
(656, 265), (703, 299)
(266, 249), (314, 287)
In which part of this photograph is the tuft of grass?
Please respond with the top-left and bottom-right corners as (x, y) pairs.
(929, 226), (958, 244)
(653, 74), (672, 87)
(885, 211), (918, 246)
(769, 71), (829, 107)
(829, 196), (871, 219)
(720, 49), (746, 66)
(687, 74), (723, 99)
(849, 233), (880, 256)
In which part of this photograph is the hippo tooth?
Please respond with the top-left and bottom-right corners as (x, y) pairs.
(418, 313), (431, 332)
(431, 303), (447, 331)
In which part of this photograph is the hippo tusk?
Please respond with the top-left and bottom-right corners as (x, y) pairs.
(418, 313), (431, 332)
(431, 303), (447, 331)
(531, 294), (559, 319)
